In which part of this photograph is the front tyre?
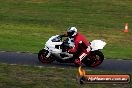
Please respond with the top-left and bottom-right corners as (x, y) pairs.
(83, 51), (104, 67)
(38, 49), (54, 63)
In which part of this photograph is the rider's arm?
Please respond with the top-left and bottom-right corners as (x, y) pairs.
(60, 33), (68, 37)
(68, 39), (79, 53)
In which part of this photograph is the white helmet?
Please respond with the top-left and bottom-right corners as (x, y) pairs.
(67, 27), (77, 37)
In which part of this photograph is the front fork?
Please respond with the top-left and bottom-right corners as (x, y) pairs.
(44, 47), (51, 58)
(46, 52), (51, 58)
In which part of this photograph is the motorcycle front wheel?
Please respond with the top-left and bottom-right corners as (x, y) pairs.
(83, 51), (104, 67)
(38, 49), (54, 63)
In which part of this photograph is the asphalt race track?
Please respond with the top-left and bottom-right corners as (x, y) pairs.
(0, 51), (132, 73)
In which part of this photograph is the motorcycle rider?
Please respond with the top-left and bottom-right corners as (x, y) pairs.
(65, 27), (91, 66)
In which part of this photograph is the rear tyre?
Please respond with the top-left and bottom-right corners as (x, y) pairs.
(83, 51), (104, 67)
(38, 49), (54, 63)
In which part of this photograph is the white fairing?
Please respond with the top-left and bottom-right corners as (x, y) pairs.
(44, 35), (73, 60)
(44, 35), (74, 53)
(90, 40), (106, 51)
(44, 35), (62, 53)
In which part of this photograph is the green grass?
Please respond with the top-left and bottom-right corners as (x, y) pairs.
(0, 0), (132, 59)
(0, 64), (131, 88)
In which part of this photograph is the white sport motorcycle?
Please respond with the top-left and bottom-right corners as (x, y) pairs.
(38, 35), (106, 67)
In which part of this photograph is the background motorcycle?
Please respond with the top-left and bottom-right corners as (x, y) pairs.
(38, 35), (106, 67)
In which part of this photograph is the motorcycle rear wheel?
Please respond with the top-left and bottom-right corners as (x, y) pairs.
(38, 49), (54, 63)
(83, 51), (104, 67)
